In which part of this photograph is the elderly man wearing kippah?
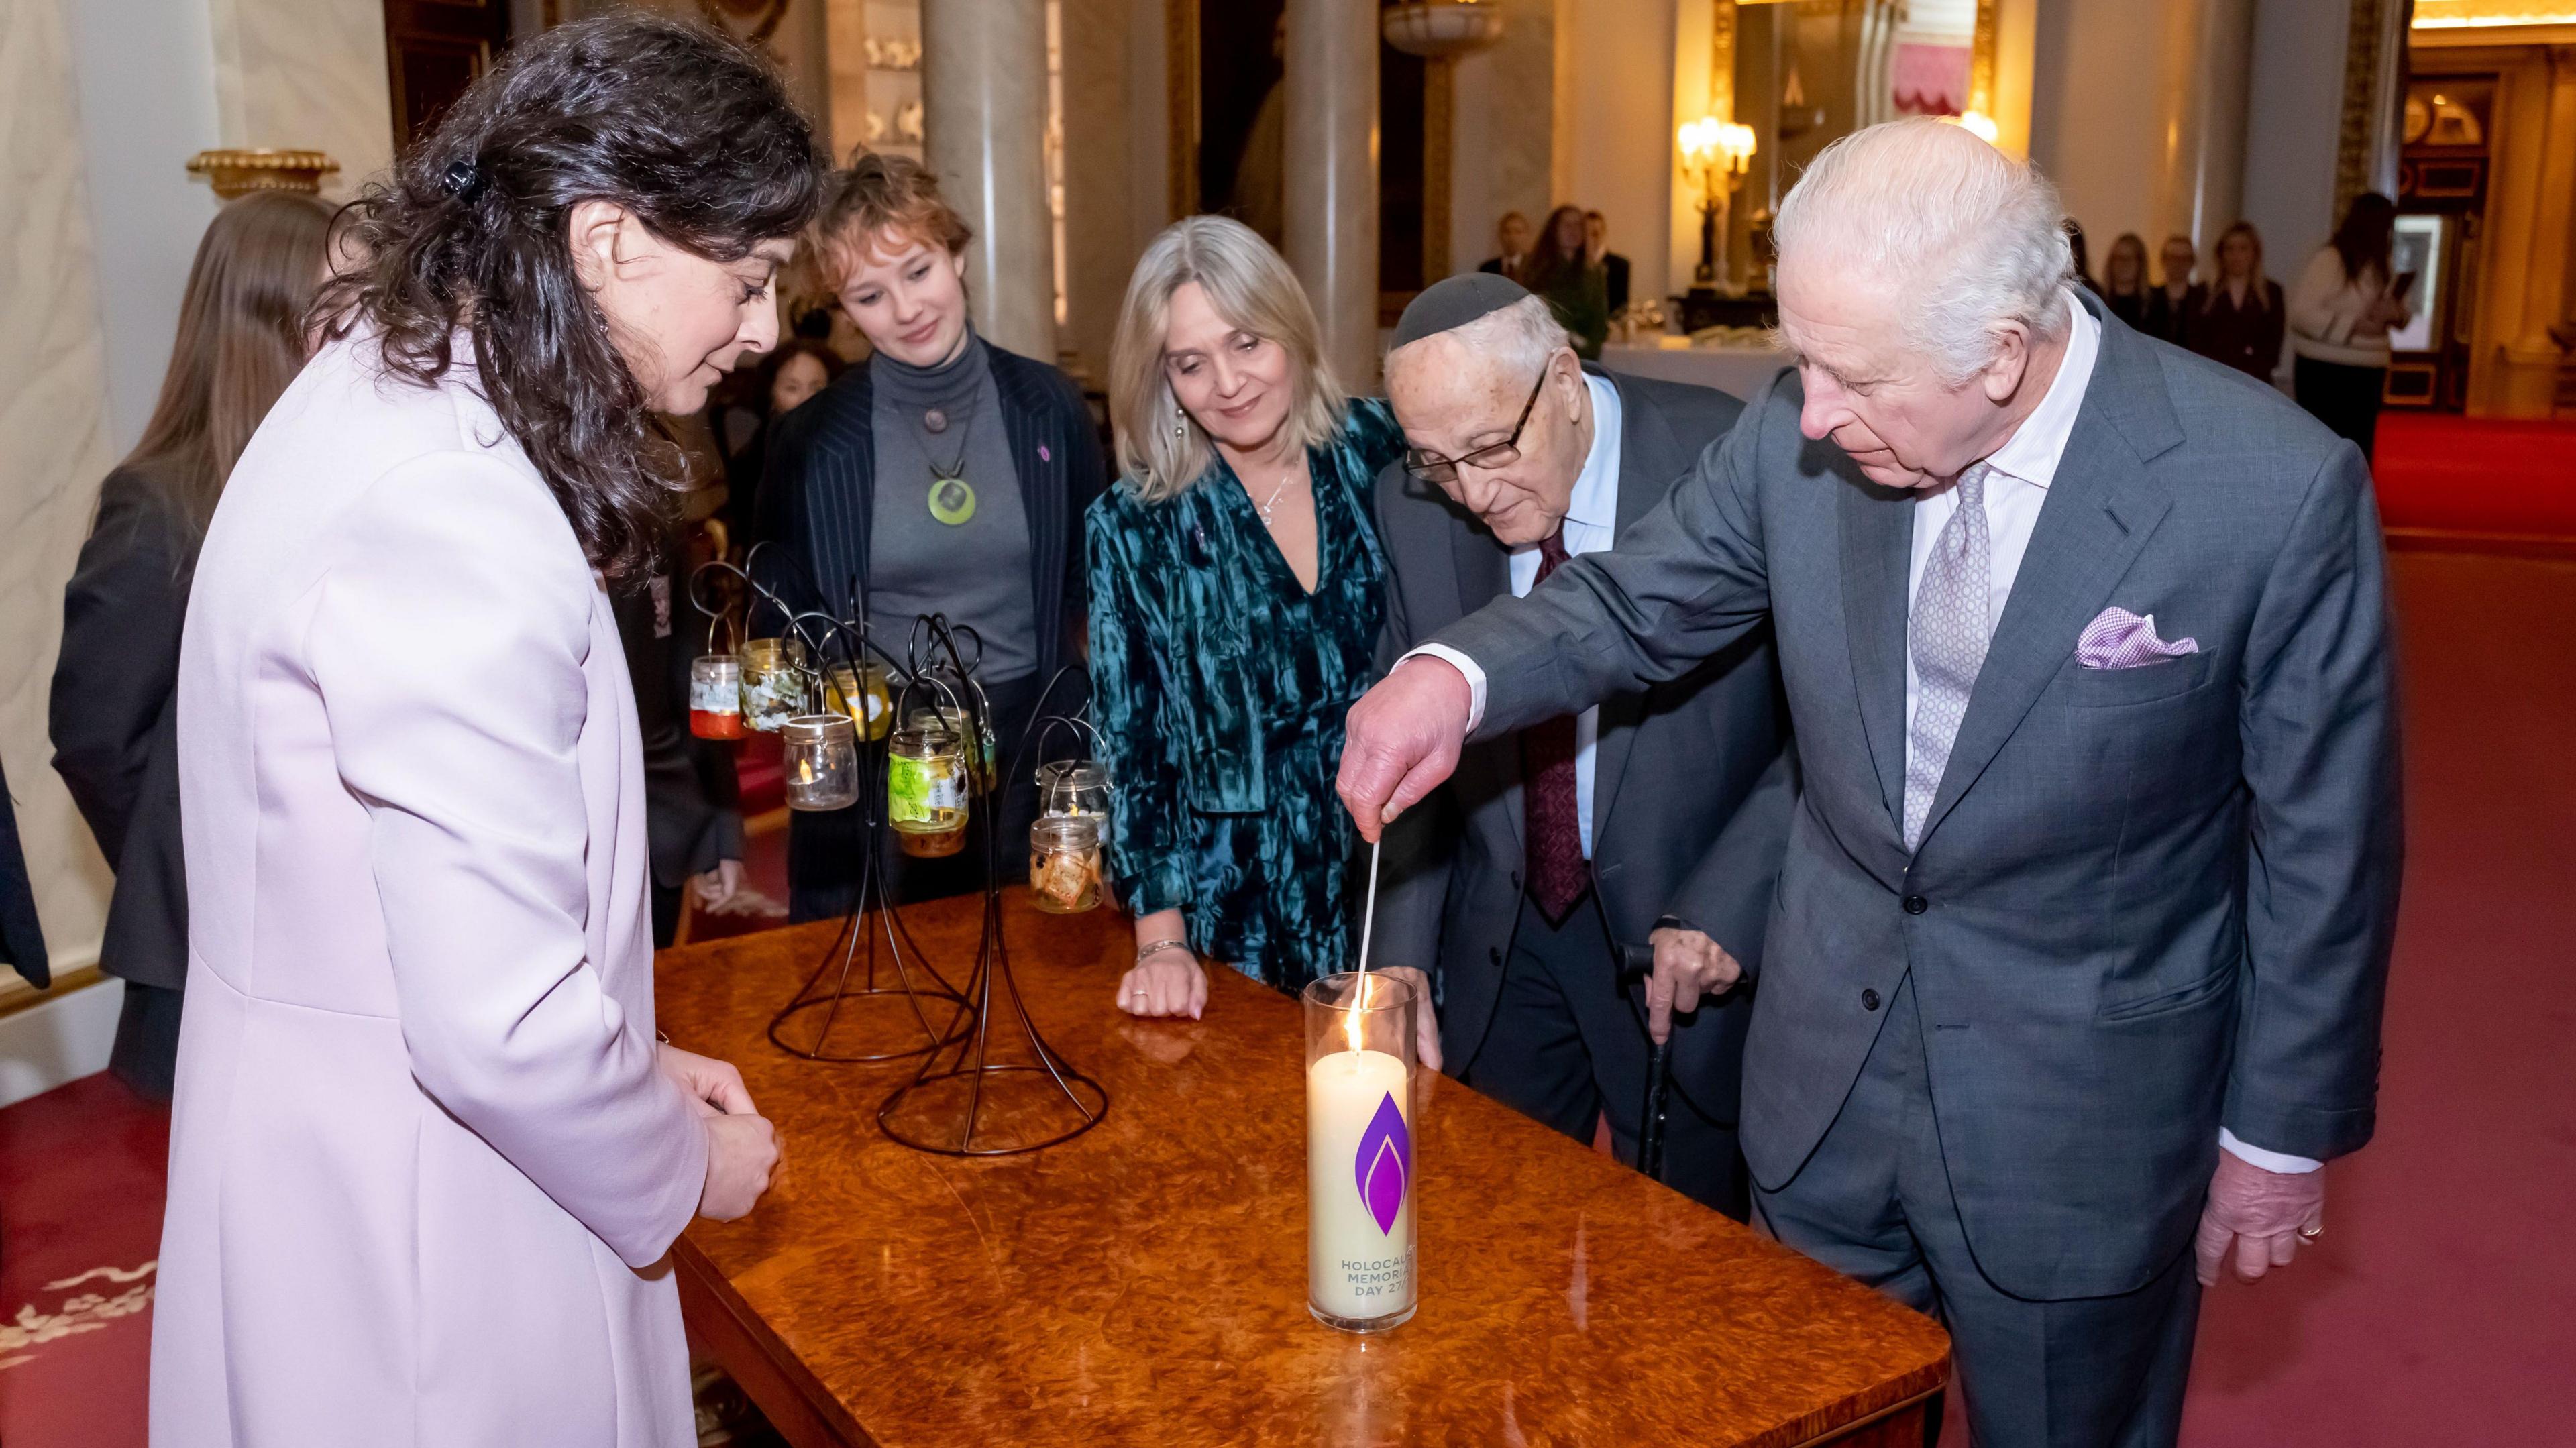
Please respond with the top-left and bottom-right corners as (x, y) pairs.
(1366, 272), (1796, 1219)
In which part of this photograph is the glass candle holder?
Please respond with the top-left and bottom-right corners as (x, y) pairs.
(1303, 970), (1420, 1333)
(739, 638), (808, 733)
(825, 661), (893, 742)
(1036, 761), (1110, 827)
(689, 655), (744, 740)
(910, 705), (998, 797)
(1028, 816), (1103, 913)
(889, 725), (969, 856)
(781, 714), (859, 812)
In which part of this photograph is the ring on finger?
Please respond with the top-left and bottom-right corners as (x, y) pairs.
(2296, 1224), (2323, 1241)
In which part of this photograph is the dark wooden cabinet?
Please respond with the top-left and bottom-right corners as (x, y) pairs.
(382, 0), (514, 151)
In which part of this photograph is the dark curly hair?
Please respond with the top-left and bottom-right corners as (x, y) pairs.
(317, 13), (823, 579)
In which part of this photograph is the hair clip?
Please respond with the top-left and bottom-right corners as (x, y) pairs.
(441, 156), (488, 203)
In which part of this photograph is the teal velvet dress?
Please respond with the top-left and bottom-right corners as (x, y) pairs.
(1086, 398), (1405, 992)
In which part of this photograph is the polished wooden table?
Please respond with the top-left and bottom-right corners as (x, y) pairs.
(657, 891), (1949, 1447)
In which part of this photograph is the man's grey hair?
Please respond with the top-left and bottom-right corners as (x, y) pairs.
(1774, 117), (2074, 386)
(1385, 293), (1570, 387)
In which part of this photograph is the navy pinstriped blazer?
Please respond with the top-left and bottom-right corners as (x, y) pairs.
(753, 339), (1108, 675)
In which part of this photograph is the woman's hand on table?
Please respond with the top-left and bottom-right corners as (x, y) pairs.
(661, 1043), (782, 1220)
(1119, 944), (1208, 1019)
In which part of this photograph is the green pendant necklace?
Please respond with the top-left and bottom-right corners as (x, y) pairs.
(922, 407), (976, 526)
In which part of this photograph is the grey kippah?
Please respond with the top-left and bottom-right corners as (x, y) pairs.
(1391, 272), (1534, 351)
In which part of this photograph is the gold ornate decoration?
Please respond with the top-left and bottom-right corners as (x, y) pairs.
(1713, 1), (1738, 125)
(1970, 0), (2000, 121)
(2335, 0), (2394, 217)
(186, 149), (339, 199)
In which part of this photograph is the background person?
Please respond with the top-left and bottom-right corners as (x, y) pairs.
(1338, 119), (2399, 1448)
(757, 152), (1106, 914)
(711, 337), (842, 544)
(149, 18), (807, 1444)
(49, 190), (331, 1102)
(1529, 204), (1610, 360)
(1583, 209), (1633, 317)
(1373, 274), (1793, 1217)
(2147, 233), (2202, 346)
(2290, 192), (2410, 459)
(1089, 216), (1429, 1038)
(2189, 221), (2286, 382)
(1478, 209), (1533, 285)
(2100, 232), (2152, 332)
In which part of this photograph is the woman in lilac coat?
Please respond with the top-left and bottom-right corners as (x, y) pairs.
(150, 17), (819, 1445)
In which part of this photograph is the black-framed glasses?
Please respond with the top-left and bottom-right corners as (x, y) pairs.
(1402, 366), (1550, 484)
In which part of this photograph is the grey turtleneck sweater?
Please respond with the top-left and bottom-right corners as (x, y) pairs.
(867, 332), (1037, 681)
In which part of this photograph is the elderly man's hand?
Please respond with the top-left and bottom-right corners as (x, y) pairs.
(2193, 1150), (2326, 1286)
(1644, 926), (1741, 1045)
(1336, 657), (1473, 842)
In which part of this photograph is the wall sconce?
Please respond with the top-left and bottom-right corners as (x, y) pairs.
(1951, 111), (2000, 144)
(1678, 118), (1758, 290)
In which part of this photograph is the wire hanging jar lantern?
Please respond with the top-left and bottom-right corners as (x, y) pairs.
(781, 714), (861, 812)
(888, 722), (969, 858)
(739, 636), (810, 732)
(825, 659), (894, 742)
(690, 653), (745, 740)
(1028, 815), (1104, 913)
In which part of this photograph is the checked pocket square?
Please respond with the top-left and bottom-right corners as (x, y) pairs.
(2076, 606), (2198, 669)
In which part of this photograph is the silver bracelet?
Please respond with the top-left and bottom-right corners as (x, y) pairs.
(1134, 938), (1191, 966)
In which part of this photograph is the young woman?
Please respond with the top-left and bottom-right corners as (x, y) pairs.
(757, 153), (1106, 914)
(2191, 220), (2288, 382)
(1089, 216), (1408, 1019)
(49, 191), (331, 1101)
(1529, 204), (1609, 359)
(2100, 231), (2152, 332)
(712, 336), (842, 543)
(150, 17), (816, 1446)
(2290, 192), (2410, 458)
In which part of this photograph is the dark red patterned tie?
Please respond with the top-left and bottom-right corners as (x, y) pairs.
(1521, 528), (1585, 921)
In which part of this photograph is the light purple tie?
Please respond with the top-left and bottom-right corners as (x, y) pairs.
(1904, 463), (1992, 849)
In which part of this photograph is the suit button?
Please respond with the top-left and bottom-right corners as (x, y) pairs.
(1489, 946), (1503, 965)
(1862, 989), (1882, 1011)
(1902, 894), (1929, 915)
(1511, 869), (1523, 890)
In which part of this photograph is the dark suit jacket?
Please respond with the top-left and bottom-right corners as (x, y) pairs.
(1374, 369), (1794, 1126)
(0, 757), (48, 987)
(1601, 252), (1633, 315)
(50, 464), (193, 991)
(610, 539), (742, 891)
(1435, 294), (2400, 1300)
(754, 339), (1107, 670)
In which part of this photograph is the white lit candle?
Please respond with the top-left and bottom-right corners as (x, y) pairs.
(1305, 1034), (1415, 1325)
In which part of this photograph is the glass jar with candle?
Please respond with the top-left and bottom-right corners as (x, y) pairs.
(1302, 970), (1421, 1333)
(738, 638), (808, 733)
(888, 724), (969, 857)
(780, 714), (859, 812)
(1028, 816), (1103, 913)
(689, 655), (744, 740)
(825, 661), (894, 742)
(908, 705), (998, 797)
(1035, 761), (1110, 826)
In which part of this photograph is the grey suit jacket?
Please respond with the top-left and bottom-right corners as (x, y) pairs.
(1434, 294), (2401, 1300)
(1374, 369), (1794, 1124)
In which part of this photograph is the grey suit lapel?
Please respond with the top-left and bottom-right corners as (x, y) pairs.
(1839, 469), (1915, 832)
(1916, 304), (2183, 848)
(1591, 373), (1688, 846)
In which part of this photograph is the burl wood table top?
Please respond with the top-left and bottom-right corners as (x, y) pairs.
(655, 891), (1948, 1448)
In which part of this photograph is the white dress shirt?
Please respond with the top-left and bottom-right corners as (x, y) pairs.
(1403, 297), (2316, 1175)
(1412, 373), (1622, 858)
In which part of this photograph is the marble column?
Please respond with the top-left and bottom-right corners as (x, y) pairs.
(1284, 0), (1381, 390)
(924, 0), (1057, 361)
(2150, 0), (2255, 246)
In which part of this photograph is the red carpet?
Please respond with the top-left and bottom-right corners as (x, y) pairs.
(4, 550), (2570, 1446)
(2371, 412), (2576, 546)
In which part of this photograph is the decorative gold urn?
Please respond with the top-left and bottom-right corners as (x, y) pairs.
(186, 148), (339, 200)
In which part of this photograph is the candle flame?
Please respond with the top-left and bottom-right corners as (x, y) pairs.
(1343, 972), (1370, 1054)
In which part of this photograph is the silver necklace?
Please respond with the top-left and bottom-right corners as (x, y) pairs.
(1254, 469), (1300, 526)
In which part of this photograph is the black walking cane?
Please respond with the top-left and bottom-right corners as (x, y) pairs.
(1616, 942), (1672, 1182)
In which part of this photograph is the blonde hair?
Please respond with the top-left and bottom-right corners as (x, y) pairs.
(1108, 215), (1346, 503)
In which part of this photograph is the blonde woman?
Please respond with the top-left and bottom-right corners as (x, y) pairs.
(1089, 216), (1407, 1019)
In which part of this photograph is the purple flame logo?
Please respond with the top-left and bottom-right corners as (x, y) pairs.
(1353, 1091), (1409, 1235)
